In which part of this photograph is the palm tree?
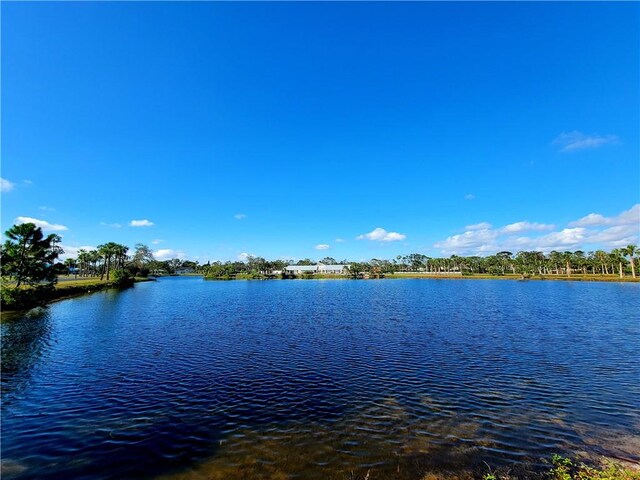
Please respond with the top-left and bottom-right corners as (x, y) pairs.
(594, 250), (609, 275)
(64, 258), (78, 278)
(97, 242), (121, 281)
(610, 249), (625, 278)
(88, 249), (101, 277)
(622, 245), (637, 279)
(573, 251), (586, 274)
(549, 251), (563, 275)
(113, 244), (129, 271)
(562, 251), (573, 277)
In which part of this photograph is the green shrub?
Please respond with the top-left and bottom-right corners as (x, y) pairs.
(111, 269), (134, 287)
(549, 455), (640, 480)
(483, 456), (640, 480)
(1, 284), (55, 310)
(235, 273), (254, 280)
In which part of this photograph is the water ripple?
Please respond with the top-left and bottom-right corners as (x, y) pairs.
(2, 278), (639, 479)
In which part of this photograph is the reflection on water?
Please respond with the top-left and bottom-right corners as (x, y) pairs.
(1, 278), (639, 479)
(1, 308), (52, 404)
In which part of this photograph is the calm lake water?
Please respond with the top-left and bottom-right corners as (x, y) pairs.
(2, 277), (639, 479)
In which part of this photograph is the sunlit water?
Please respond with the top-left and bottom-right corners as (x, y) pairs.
(2, 277), (639, 479)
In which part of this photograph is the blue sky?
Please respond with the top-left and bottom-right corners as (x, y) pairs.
(2, 2), (639, 262)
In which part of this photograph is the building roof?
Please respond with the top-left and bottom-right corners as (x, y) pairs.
(318, 264), (349, 269)
(285, 265), (318, 271)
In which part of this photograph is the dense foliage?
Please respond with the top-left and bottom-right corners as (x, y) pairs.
(1, 223), (63, 287)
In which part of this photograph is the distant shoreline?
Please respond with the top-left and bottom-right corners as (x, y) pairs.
(204, 273), (640, 283)
(384, 273), (640, 282)
(3, 273), (638, 315)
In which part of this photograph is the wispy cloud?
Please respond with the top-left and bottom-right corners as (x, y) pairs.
(152, 239), (164, 245)
(464, 193), (475, 200)
(1, 177), (15, 192)
(16, 216), (68, 232)
(465, 222), (492, 231)
(100, 222), (122, 228)
(501, 221), (555, 233)
(553, 131), (619, 153)
(238, 252), (251, 261)
(335, 238), (346, 243)
(38, 206), (56, 212)
(129, 219), (154, 227)
(434, 204), (639, 255)
(234, 213), (247, 220)
(315, 244), (330, 250)
(356, 227), (406, 242)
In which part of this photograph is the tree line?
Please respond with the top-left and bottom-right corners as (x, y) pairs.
(0, 223), (197, 289)
(1, 223), (637, 289)
(201, 249), (638, 279)
(65, 244), (200, 279)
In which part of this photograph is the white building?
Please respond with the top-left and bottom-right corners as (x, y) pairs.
(318, 264), (350, 275)
(285, 264), (350, 275)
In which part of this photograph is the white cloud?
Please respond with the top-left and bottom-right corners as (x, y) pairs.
(568, 204), (639, 228)
(38, 206), (56, 212)
(22, 180), (33, 185)
(553, 131), (619, 153)
(568, 213), (610, 227)
(335, 238), (346, 243)
(356, 227), (407, 242)
(464, 194), (475, 200)
(100, 222), (122, 228)
(501, 221), (555, 233)
(617, 204), (640, 225)
(315, 244), (330, 250)
(60, 245), (96, 260)
(433, 204), (639, 255)
(154, 249), (186, 260)
(129, 219), (154, 227)
(152, 239), (164, 245)
(16, 216), (68, 231)
(234, 213), (247, 220)
(524, 228), (586, 250)
(1, 177), (15, 192)
(465, 222), (492, 231)
(434, 229), (499, 254)
(238, 252), (251, 261)
(588, 224), (639, 248)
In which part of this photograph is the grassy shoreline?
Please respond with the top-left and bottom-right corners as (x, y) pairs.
(239, 273), (640, 282)
(383, 273), (640, 282)
(1, 277), (153, 314)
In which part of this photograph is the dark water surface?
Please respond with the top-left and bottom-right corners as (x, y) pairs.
(2, 277), (639, 479)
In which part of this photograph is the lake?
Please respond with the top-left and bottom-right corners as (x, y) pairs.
(2, 277), (639, 479)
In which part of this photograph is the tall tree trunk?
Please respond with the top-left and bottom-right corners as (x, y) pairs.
(619, 262), (623, 278)
(106, 256), (111, 281)
(631, 256), (636, 279)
